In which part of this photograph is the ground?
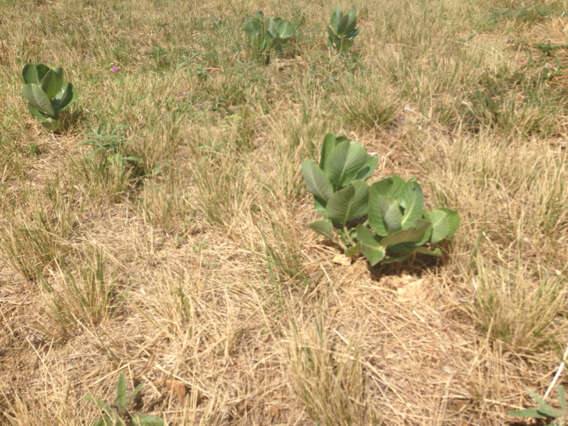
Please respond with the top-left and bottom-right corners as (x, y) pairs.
(1, 0), (568, 424)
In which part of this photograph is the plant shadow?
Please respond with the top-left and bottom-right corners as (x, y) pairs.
(367, 241), (455, 281)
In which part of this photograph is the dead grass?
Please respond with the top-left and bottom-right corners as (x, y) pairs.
(1, 0), (568, 424)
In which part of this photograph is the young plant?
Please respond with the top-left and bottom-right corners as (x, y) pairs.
(85, 373), (163, 426)
(355, 175), (460, 265)
(243, 12), (296, 63)
(301, 133), (378, 254)
(302, 134), (460, 265)
(21, 63), (77, 131)
(509, 385), (568, 425)
(327, 5), (360, 53)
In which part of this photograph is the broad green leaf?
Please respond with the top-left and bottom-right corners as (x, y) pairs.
(381, 220), (429, 247)
(320, 133), (340, 169)
(27, 104), (49, 121)
(52, 82), (75, 112)
(314, 198), (327, 216)
(40, 67), (64, 98)
(400, 181), (424, 229)
(22, 64), (50, 84)
(116, 373), (127, 408)
(426, 208), (460, 244)
(309, 219), (335, 239)
(330, 5), (341, 31)
(355, 155), (378, 181)
(22, 84), (55, 117)
(244, 13), (265, 41)
(301, 159), (332, 203)
(268, 18), (294, 40)
(356, 224), (386, 266)
(346, 6), (357, 31)
(371, 175), (406, 199)
(326, 180), (368, 225)
(323, 140), (369, 189)
(368, 191), (401, 235)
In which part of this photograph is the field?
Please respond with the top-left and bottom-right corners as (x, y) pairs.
(1, 0), (568, 424)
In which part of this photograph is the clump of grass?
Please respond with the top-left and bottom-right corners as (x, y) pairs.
(46, 250), (122, 337)
(339, 75), (400, 130)
(0, 186), (79, 281)
(471, 259), (567, 352)
(287, 315), (374, 425)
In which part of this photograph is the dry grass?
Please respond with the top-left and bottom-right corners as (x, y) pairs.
(1, 0), (568, 424)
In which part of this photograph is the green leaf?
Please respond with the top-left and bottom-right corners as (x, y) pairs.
(371, 174), (406, 199)
(381, 220), (430, 247)
(40, 67), (64, 98)
(528, 391), (561, 417)
(27, 104), (49, 121)
(22, 64), (50, 84)
(330, 5), (341, 32)
(400, 180), (424, 230)
(323, 140), (369, 190)
(325, 180), (368, 225)
(319, 133), (340, 169)
(345, 6), (358, 34)
(116, 373), (127, 409)
(268, 18), (294, 40)
(368, 192), (401, 235)
(127, 383), (144, 406)
(22, 84), (55, 117)
(301, 159), (333, 204)
(355, 155), (378, 181)
(85, 395), (112, 413)
(558, 385), (567, 412)
(412, 246), (442, 257)
(52, 82), (75, 112)
(132, 415), (164, 426)
(425, 208), (460, 244)
(309, 219), (335, 239)
(508, 408), (547, 418)
(356, 224), (386, 266)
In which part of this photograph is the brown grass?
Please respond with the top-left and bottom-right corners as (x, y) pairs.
(1, 0), (568, 424)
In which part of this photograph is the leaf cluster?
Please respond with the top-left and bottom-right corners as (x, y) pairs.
(302, 134), (460, 266)
(243, 11), (297, 64)
(85, 373), (163, 426)
(327, 5), (360, 53)
(509, 385), (568, 425)
(21, 63), (76, 131)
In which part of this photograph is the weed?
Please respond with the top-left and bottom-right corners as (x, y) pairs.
(510, 385), (568, 424)
(302, 134), (460, 265)
(243, 12), (297, 64)
(327, 5), (360, 53)
(85, 373), (163, 426)
(21, 64), (77, 131)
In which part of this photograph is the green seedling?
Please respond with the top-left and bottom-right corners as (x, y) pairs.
(301, 133), (377, 253)
(243, 11), (296, 63)
(85, 373), (163, 426)
(21, 63), (77, 131)
(327, 5), (360, 53)
(302, 134), (460, 265)
(509, 385), (568, 425)
(355, 175), (460, 265)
